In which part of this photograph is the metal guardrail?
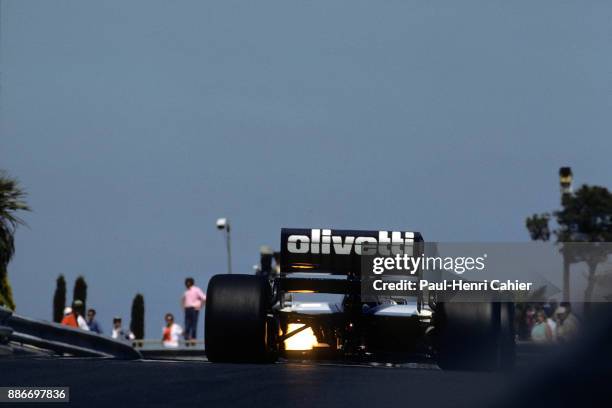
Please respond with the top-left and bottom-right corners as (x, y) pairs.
(0, 306), (141, 360)
(133, 339), (206, 359)
(133, 339), (205, 350)
(10, 332), (111, 358)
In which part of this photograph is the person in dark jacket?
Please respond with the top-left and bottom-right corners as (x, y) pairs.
(86, 308), (103, 334)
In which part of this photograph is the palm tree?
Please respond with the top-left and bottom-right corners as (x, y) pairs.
(0, 170), (30, 310)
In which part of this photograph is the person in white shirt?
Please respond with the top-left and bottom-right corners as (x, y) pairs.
(555, 304), (580, 343)
(72, 300), (89, 331)
(111, 317), (135, 342)
(162, 313), (183, 348)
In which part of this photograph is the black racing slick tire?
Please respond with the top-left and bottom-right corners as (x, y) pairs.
(205, 274), (277, 363)
(435, 299), (515, 371)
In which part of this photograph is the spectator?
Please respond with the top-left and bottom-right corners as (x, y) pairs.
(61, 301), (89, 331)
(555, 303), (580, 342)
(162, 313), (183, 348)
(531, 310), (553, 343)
(544, 305), (557, 342)
(181, 277), (206, 347)
(544, 300), (558, 319)
(72, 300), (89, 331)
(524, 305), (536, 337)
(60, 307), (77, 328)
(516, 305), (530, 340)
(86, 308), (103, 334)
(111, 317), (135, 342)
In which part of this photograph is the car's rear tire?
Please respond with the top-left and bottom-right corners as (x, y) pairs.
(205, 274), (277, 363)
(435, 298), (515, 371)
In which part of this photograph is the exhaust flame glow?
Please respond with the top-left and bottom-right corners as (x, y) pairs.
(284, 323), (318, 351)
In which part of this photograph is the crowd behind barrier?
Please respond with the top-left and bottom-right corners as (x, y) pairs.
(60, 277), (207, 350)
(516, 301), (581, 343)
(1, 305), (141, 359)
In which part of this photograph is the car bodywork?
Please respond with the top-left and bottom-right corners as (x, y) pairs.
(206, 227), (515, 369)
(267, 228), (433, 359)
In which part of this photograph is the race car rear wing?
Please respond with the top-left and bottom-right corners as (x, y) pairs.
(280, 228), (424, 276)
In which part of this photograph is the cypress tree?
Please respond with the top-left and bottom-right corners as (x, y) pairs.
(130, 293), (145, 345)
(52, 275), (66, 322)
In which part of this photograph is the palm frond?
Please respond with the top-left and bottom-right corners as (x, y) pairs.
(0, 170), (30, 265)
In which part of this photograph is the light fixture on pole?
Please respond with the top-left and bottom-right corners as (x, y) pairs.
(559, 167), (573, 196)
(216, 218), (232, 274)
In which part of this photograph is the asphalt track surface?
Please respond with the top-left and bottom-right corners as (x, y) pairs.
(1, 356), (518, 408)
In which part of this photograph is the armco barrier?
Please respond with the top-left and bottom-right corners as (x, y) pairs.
(0, 307), (10, 323)
(10, 332), (108, 357)
(0, 306), (141, 359)
(0, 307), (13, 345)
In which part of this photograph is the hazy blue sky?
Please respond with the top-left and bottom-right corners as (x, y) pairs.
(1, 1), (611, 338)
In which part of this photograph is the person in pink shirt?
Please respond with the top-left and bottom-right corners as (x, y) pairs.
(181, 277), (206, 346)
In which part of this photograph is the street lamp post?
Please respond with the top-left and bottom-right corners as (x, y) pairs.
(559, 167), (573, 301)
(216, 218), (232, 274)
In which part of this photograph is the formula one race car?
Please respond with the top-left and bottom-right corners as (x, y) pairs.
(205, 228), (515, 370)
